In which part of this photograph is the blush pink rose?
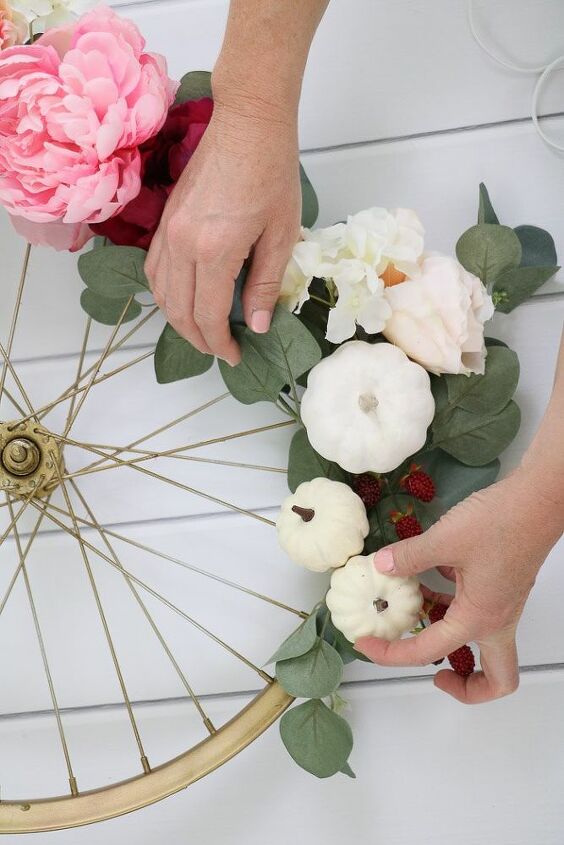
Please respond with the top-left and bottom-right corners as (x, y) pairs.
(0, 5), (177, 250)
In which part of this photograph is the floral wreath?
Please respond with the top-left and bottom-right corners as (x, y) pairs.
(0, 4), (560, 779)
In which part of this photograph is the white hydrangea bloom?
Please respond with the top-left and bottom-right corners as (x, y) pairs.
(278, 240), (322, 314)
(11, 0), (93, 30)
(345, 207), (425, 279)
(324, 259), (392, 344)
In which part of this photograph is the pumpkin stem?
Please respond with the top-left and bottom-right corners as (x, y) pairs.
(291, 505), (315, 523)
(373, 599), (389, 613)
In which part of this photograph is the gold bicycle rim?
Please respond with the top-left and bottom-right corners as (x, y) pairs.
(0, 683), (292, 834)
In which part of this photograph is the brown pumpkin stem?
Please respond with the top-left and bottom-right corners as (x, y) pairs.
(291, 505), (315, 523)
(374, 599), (389, 614)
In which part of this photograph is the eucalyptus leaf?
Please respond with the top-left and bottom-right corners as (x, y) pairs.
(220, 307), (321, 405)
(175, 70), (212, 104)
(493, 265), (560, 313)
(432, 400), (521, 466)
(276, 637), (343, 698)
(154, 323), (214, 383)
(340, 762), (357, 779)
(287, 428), (347, 492)
(478, 183), (500, 225)
(443, 346), (520, 417)
(266, 612), (318, 664)
(78, 245), (150, 299)
(317, 606), (371, 664)
(456, 224), (521, 286)
(80, 289), (141, 325)
(514, 225), (558, 267)
(279, 699), (353, 778)
(300, 163), (319, 228)
(418, 450), (500, 511)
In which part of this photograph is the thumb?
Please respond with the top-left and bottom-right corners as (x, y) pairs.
(243, 232), (293, 334)
(373, 527), (444, 578)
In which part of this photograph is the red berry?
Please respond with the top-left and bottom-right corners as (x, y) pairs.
(428, 602), (448, 624)
(352, 473), (382, 508)
(393, 514), (422, 540)
(401, 465), (436, 503)
(448, 645), (475, 677)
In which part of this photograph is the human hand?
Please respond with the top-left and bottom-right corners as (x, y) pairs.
(145, 100), (301, 366)
(355, 468), (563, 703)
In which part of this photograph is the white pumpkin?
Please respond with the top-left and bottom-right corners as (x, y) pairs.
(276, 478), (369, 572)
(326, 553), (423, 642)
(301, 341), (435, 474)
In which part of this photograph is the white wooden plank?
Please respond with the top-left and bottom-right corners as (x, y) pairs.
(118, 0), (564, 149)
(1, 669), (563, 843)
(303, 119), (564, 294)
(1, 120), (562, 366)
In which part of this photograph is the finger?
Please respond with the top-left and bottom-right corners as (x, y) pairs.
(166, 259), (212, 355)
(194, 260), (241, 365)
(373, 526), (455, 579)
(434, 633), (519, 704)
(355, 617), (466, 668)
(242, 230), (295, 334)
(420, 584), (455, 607)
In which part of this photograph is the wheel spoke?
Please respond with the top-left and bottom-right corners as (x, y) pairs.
(0, 496), (50, 618)
(63, 420), (295, 481)
(69, 480), (216, 734)
(62, 316), (91, 436)
(63, 298), (135, 437)
(6, 495), (79, 796)
(0, 342), (39, 424)
(71, 392), (230, 475)
(27, 496), (272, 683)
(0, 488), (36, 549)
(0, 243), (31, 403)
(49, 432), (278, 526)
(51, 457), (152, 774)
(40, 496), (306, 619)
(38, 307), (159, 424)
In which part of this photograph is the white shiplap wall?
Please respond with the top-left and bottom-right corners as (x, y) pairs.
(0, 0), (563, 841)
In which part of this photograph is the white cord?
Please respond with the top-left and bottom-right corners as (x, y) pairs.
(467, 0), (564, 153)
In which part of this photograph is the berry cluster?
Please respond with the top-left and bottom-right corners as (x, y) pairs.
(400, 464), (436, 502)
(352, 473), (382, 509)
(428, 602), (475, 677)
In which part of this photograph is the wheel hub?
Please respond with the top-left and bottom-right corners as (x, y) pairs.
(0, 420), (63, 497)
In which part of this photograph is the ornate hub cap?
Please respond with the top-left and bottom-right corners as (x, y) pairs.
(0, 420), (63, 497)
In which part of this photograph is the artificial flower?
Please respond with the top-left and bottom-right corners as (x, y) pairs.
(345, 207), (425, 279)
(0, 5), (177, 250)
(383, 253), (495, 375)
(93, 97), (213, 249)
(278, 240), (322, 313)
(0, 0), (28, 49)
(9, 0), (93, 33)
(324, 258), (391, 344)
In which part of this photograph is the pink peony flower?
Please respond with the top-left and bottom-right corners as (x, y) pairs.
(0, 5), (177, 249)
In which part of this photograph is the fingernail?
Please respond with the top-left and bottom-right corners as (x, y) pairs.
(251, 309), (271, 333)
(373, 548), (395, 574)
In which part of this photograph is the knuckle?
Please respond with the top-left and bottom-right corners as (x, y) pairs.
(195, 231), (223, 263)
(193, 305), (216, 327)
(496, 676), (519, 699)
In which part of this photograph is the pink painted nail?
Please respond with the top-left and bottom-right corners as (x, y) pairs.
(251, 309), (271, 333)
(373, 548), (395, 573)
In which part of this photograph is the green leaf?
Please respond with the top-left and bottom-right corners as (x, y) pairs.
(219, 306), (321, 405)
(287, 428), (347, 492)
(175, 70), (212, 105)
(493, 265), (560, 314)
(80, 290), (141, 326)
(300, 163), (319, 228)
(456, 224), (522, 286)
(432, 400), (521, 466)
(340, 762), (357, 779)
(317, 606), (371, 664)
(418, 450), (500, 511)
(266, 612), (319, 664)
(279, 699), (353, 778)
(154, 323), (214, 383)
(276, 637), (343, 698)
(514, 225), (558, 267)
(78, 245), (150, 299)
(443, 346), (520, 417)
(478, 183), (500, 225)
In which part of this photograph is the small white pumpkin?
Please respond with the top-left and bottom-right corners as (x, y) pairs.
(301, 341), (435, 474)
(326, 554), (423, 643)
(276, 477), (369, 572)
